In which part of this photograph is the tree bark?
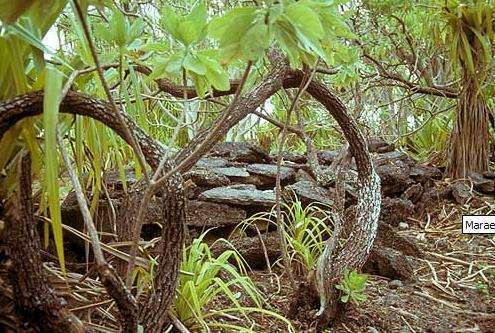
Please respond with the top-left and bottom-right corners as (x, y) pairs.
(2, 152), (85, 332)
(138, 181), (186, 331)
(0, 61), (382, 331)
(446, 35), (491, 178)
(280, 71), (381, 328)
(0, 92), (184, 332)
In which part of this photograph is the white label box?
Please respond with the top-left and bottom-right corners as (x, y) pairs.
(462, 215), (495, 234)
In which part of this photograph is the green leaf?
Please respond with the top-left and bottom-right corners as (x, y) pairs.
(205, 66), (230, 91)
(161, 6), (180, 40)
(460, 31), (475, 74)
(191, 72), (208, 98)
(187, 2), (207, 34)
(286, 3), (324, 41)
(195, 52), (230, 91)
(112, 9), (128, 47)
(241, 23), (270, 61)
(128, 18), (144, 45)
(184, 52), (207, 75)
(165, 52), (185, 75)
(208, 7), (256, 40)
(43, 65), (65, 274)
(209, 7), (257, 62)
(177, 19), (201, 46)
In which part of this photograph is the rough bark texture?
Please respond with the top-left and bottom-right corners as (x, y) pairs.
(2, 153), (84, 332)
(139, 179), (186, 331)
(0, 91), (165, 169)
(0, 91), (184, 332)
(295, 73), (381, 328)
(98, 262), (139, 332)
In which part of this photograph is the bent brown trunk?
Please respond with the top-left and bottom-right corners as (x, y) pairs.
(2, 152), (84, 332)
(139, 180), (186, 331)
(0, 92), (185, 332)
(284, 74), (380, 328)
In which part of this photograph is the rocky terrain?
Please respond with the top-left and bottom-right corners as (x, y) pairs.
(60, 140), (495, 332)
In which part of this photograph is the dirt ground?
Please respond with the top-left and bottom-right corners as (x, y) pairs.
(248, 196), (495, 333)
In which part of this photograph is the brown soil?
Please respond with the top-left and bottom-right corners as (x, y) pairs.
(247, 197), (495, 332)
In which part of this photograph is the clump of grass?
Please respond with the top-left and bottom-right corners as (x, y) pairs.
(236, 196), (334, 276)
(134, 231), (294, 332)
(282, 200), (333, 276)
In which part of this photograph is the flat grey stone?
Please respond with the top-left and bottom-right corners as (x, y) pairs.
(284, 180), (334, 206)
(211, 167), (250, 178)
(199, 185), (276, 207)
(246, 163), (296, 181)
(468, 172), (495, 194)
(209, 142), (270, 163)
(409, 165), (442, 183)
(183, 169), (230, 189)
(196, 157), (229, 168)
(317, 150), (339, 165)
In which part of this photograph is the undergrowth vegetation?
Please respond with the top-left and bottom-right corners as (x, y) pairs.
(1, 0), (495, 331)
(142, 232), (294, 332)
(236, 197), (334, 276)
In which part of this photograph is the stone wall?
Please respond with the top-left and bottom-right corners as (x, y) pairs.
(61, 140), (495, 257)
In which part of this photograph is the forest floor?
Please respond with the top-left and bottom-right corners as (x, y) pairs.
(245, 196), (495, 333)
(40, 186), (495, 333)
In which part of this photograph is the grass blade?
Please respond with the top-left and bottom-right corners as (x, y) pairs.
(43, 65), (65, 273)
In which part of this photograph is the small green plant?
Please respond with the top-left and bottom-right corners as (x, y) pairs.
(475, 281), (489, 296)
(335, 270), (368, 304)
(234, 196), (333, 276)
(282, 199), (333, 275)
(173, 231), (294, 332)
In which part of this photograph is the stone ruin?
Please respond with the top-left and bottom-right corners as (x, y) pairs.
(61, 140), (495, 280)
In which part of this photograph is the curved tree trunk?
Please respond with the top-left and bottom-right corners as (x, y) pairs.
(0, 61), (381, 331)
(2, 152), (84, 332)
(305, 78), (381, 328)
(0, 92), (185, 332)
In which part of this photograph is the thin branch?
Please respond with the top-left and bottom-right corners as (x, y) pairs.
(275, 62), (319, 288)
(251, 110), (304, 136)
(72, 0), (150, 183)
(124, 61), (254, 286)
(56, 129), (105, 265)
(57, 129), (139, 332)
(361, 50), (458, 99)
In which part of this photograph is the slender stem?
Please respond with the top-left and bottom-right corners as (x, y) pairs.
(56, 129), (105, 265)
(274, 62), (319, 288)
(72, 0), (150, 184)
